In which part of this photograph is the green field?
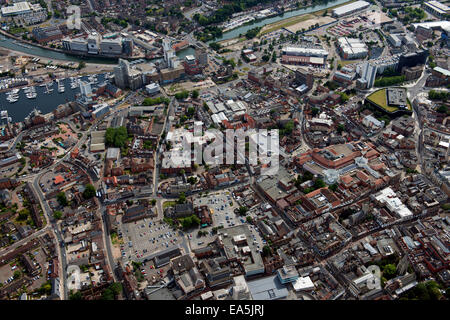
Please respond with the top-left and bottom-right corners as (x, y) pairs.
(366, 88), (412, 114)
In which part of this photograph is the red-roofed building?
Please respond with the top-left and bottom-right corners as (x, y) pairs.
(54, 175), (65, 185)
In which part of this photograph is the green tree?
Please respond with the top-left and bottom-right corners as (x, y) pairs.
(53, 210), (63, 220)
(191, 90), (199, 99)
(177, 192), (186, 204)
(383, 264), (397, 279)
(17, 208), (30, 221)
(262, 245), (271, 257)
(69, 291), (82, 300)
(314, 179), (326, 189)
(57, 192), (68, 207)
(105, 126), (128, 148)
(238, 206), (248, 216)
(82, 184), (96, 199)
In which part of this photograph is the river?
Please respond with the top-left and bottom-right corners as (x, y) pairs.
(209, 0), (349, 43)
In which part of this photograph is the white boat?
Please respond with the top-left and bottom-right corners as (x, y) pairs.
(57, 80), (65, 93)
(26, 91), (37, 99)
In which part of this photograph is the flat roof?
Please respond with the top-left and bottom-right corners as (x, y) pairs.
(247, 275), (289, 300)
(424, 1), (450, 14)
(433, 66), (450, 76)
(332, 1), (370, 16)
(1, 2), (31, 15)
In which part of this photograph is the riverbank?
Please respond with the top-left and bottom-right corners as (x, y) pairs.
(258, 0), (356, 36)
(208, 0), (351, 43)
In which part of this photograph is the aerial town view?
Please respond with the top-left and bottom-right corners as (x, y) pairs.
(0, 0), (448, 306)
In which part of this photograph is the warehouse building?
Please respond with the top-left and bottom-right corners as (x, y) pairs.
(332, 1), (370, 18)
(282, 46), (329, 58)
(423, 1), (450, 19)
(337, 37), (368, 60)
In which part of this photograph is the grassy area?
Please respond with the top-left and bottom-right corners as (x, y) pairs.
(259, 14), (313, 36)
(110, 232), (122, 245)
(339, 59), (359, 67)
(366, 89), (396, 112)
(163, 201), (176, 209)
(366, 89), (412, 113)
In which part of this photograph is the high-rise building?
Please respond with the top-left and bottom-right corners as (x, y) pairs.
(80, 81), (92, 97)
(361, 62), (378, 88)
(123, 38), (134, 56)
(195, 48), (208, 67)
(114, 58), (131, 89)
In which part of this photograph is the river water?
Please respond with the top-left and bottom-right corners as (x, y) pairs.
(209, 0), (349, 43)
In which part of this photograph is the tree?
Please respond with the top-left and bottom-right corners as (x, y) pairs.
(191, 90), (199, 99)
(53, 210), (63, 220)
(337, 123), (345, 134)
(246, 216), (253, 223)
(151, 199), (156, 206)
(175, 90), (190, 100)
(17, 208), (30, 221)
(311, 107), (320, 117)
(105, 126), (128, 148)
(314, 178), (326, 189)
(177, 192), (186, 204)
(109, 282), (122, 296)
(383, 264), (397, 279)
(13, 270), (21, 279)
(69, 291), (82, 300)
(262, 245), (271, 257)
(238, 206), (248, 216)
(57, 192), (68, 207)
(82, 184), (96, 199)
(102, 288), (114, 300)
(329, 184), (338, 192)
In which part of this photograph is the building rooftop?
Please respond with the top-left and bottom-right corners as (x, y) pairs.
(247, 275), (289, 300)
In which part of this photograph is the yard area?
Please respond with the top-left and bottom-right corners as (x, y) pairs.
(162, 201), (176, 209)
(259, 14), (314, 36)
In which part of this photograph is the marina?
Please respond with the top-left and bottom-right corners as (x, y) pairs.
(0, 73), (107, 122)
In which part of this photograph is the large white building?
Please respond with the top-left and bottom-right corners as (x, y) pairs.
(1, 1), (32, 16)
(282, 46), (329, 58)
(423, 1), (450, 19)
(1, 1), (46, 25)
(332, 1), (370, 18)
(337, 37), (368, 60)
(374, 187), (413, 220)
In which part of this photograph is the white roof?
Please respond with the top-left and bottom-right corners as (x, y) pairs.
(283, 46), (328, 57)
(412, 21), (450, 33)
(293, 276), (315, 291)
(433, 66), (450, 76)
(1, 1), (31, 15)
(424, 1), (450, 14)
(332, 1), (370, 16)
(375, 187), (413, 219)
